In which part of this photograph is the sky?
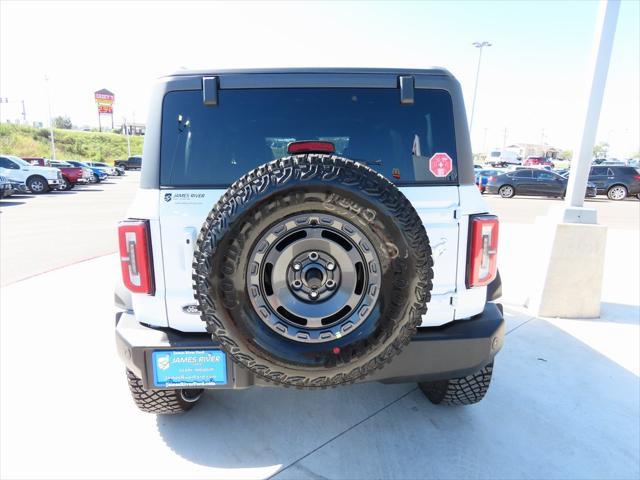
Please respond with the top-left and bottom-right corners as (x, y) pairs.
(1, 0), (638, 156)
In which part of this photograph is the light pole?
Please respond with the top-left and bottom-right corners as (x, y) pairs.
(469, 41), (492, 134)
(44, 76), (56, 160)
(123, 117), (131, 157)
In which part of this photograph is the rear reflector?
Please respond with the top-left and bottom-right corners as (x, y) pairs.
(118, 220), (155, 295)
(287, 141), (335, 154)
(467, 215), (499, 288)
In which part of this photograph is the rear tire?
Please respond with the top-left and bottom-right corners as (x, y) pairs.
(419, 363), (493, 405)
(27, 175), (49, 194)
(126, 370), (203, 415)
(499, 185), (515, 198)
(60, 177), (74, 191)
(607, 185), (627, 201)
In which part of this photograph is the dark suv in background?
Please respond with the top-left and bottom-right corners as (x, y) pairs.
(588, 166), (640, 200)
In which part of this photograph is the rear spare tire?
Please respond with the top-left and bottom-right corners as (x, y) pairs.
(193, 154), (433, 388)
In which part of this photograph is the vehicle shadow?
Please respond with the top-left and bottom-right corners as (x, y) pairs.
(0, 200), (26, 207)
(51, 191), (78, 195)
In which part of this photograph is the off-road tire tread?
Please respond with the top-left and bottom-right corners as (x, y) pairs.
(419, 363), (493, 405)
(193, 154), (433, 389)
(126, 370), (197, 414)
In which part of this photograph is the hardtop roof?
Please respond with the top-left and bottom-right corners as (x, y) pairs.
(165, 67), (454, 78)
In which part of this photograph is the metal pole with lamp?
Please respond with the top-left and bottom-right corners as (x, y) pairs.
(123, 117), (131, 157)
(469, 41), (492, 133)
(44, 76), (56, 160)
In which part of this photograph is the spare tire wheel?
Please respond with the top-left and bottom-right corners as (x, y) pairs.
(193, 154), (433, 388)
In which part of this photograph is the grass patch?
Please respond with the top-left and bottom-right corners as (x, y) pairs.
(0, 124), (143, 165)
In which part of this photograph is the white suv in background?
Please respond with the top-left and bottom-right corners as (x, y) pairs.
(0, 155), (63, 194)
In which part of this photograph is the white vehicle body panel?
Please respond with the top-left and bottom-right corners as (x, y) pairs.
(489, 149), (520, 165)
(125, 183), (491, 333)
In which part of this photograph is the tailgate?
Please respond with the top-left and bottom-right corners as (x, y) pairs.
(159, 186), (461, 332)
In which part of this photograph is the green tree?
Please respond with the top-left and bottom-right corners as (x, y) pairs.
(53, 116), (72, 129)
(592, 141), (609, 159)
(560, 149), (573, 161)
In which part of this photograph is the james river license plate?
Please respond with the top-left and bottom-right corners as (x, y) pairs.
(152, 349), (227, 387)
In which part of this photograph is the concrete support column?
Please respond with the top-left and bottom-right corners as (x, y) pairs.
(529, 0), (619, 318)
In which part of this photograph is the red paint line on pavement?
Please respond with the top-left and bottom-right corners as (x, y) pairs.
(2, 251), (117, 287)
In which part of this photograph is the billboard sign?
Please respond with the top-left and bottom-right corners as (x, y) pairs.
(95, 89), (115, 106)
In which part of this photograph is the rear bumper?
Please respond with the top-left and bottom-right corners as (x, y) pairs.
(116, 303), (505, 390)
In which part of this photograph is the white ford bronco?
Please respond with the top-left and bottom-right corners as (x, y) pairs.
(115, 68), (504, 414)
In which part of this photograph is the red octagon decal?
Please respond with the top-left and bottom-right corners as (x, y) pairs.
(429, 152), (453, 177)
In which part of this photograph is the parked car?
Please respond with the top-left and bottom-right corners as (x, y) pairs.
(66, 161), (108, 183)
(115, 155), (142, 170)
(523, 156), (555, 168)
(114, 165), (126, 176)
(115, 67), (505, 415)
(522, 157), (555, 168)
(475, 168), (506, 193)
(85, 161), (118, 176)
(0, 175), (15, 198)
(0, 155), (63, 193)
(588, 166), (640, 200)
(49, 160), (86, 191)
(485, 168), (596, 198)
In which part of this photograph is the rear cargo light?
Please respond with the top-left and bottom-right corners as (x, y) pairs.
(467, 215), (499, 288)
(287, 140), (335, 154)
(118, 220), (155, 295)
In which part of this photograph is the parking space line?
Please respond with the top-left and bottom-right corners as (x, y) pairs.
(2, 251), (115, 287)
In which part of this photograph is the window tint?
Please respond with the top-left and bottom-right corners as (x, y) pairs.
(590, 167), (608, 176)
(533, 171), (557, 180)
(160, 88), (458, 187)
(0, 157), (17, 169)
(513, 170), (532, 178)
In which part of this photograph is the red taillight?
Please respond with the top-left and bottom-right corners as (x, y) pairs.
(287, 140), (335, 154)
(467, 215), (499, 288)
(633, 175), (640, 181)
(118, 220), (154, 295)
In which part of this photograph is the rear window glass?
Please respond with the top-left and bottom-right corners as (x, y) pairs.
(160, 88), (458, 187)
(512, 170), (532, 178)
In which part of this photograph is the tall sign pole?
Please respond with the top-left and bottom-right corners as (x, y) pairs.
(94, 89), (115, 132)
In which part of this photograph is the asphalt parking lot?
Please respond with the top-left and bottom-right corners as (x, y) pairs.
(0, 173), (138, 285)
(1, 173), (638, 479)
